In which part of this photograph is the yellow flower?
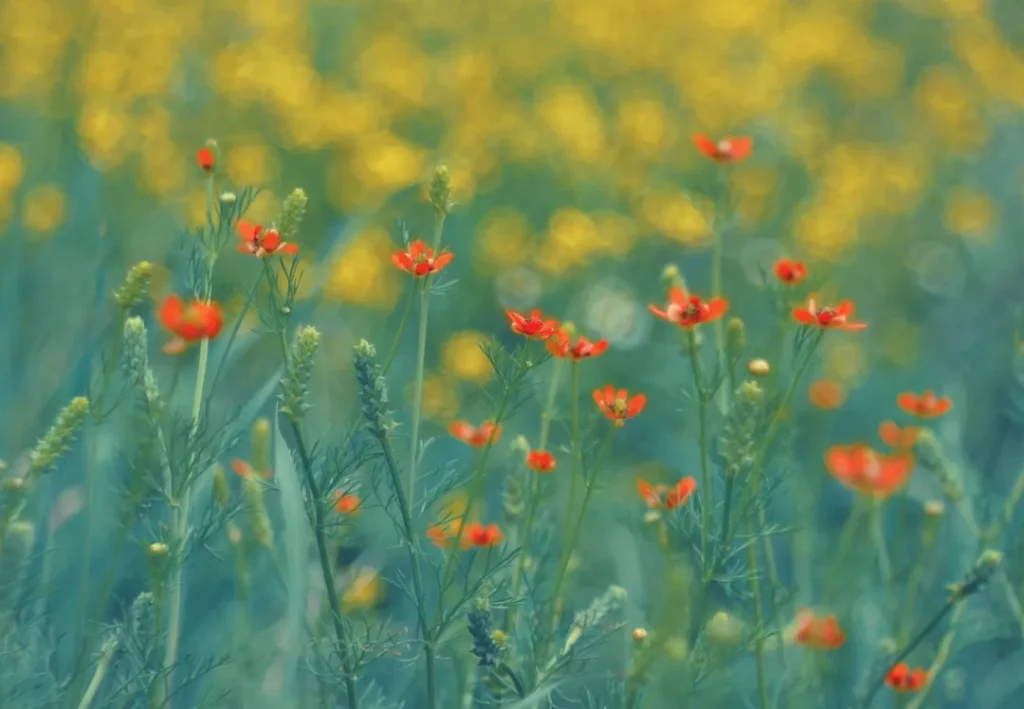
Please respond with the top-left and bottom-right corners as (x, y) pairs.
(77, 102), (129, 171)
(824, 342), (865, 382)
(351, 132), (426, 194)
(477, 209), (531, 269)
(341, 567), (384, 612)
(226, 141), (275, 186)
(537, 84), (607, 165)
(140, 141), (186, 198)
(415, 373), (460, 421)
(442, 331), (492, 385)
(914, 67), (985, 151)
(944, 188), (996, 240)
(21, 184), (65, 235)
(323, 227), (402, 308)
(0, 144), (25, 192)
(639, 190), (711, 246)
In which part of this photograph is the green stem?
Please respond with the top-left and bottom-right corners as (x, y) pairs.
(746, 513), (770, 709)
(407, 280), (430, 502)
(687, 329), (712, 575)
(76, 640), (118, 709)
(381, 283), (417, 376)
(204, 270), (265, 407)
(870, 499), (895, 614)
(549, 361), (581, 631)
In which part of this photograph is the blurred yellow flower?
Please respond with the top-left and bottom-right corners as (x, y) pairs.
(140, 141), (187, 198)
(477, 208), (532, 269)
(944, 188), (996, 240)
(408, 372), (460, 421)
(247, 190), (280, 225)
(537, 84), (607, 165)
(323, 227), (401, 308)
(825, 341), (865, 382)
(357, 34), (429, 110)
(226, 141), (275, 186)
(592, 211), (637, 257)
(77, 102), (129, 171)
(640, 190), (710, 246)
(442, 331), (492, 385)
(793, 204), (856, 262)
(538, 209), (601, 273)
(879, 319), (920, 368)
(615, 96), (671, 157)
(21, 184), (65, 235)
(914, 67), (985, 151)
(341, 567), (384, 612)
(351, 132), (426, 193)
(0, 145), (25, 192)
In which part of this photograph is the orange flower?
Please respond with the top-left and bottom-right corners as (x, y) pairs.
(774, 258), (807, 285)
(649, 287), (728, 329)
(526, 450), (556, 473)
(391, 240), (453, 277)
(506, 309), (559, 340)
(236, 220), (299, 258)
(886, 663), (929, 693)
(427, 518), (463, 548)
(808, 379), (845, 410)
(459, 521), (504, 549)
(230, 457), (272, 480)
(331, 490), (361, 515)
(449, 420), (502, 447)
(547, 330), (609, 360)
(593, 385), (647, 427)
(159, 294), (224, 354)
(825, 444), (913, 498)
(637, 477), (696, 509)
(197, 147), (214, 173)
(692, 134), (753, 163)
(789, 609), (847, 650)
(879, 420), (920, 450)
(793, 294), (867, 331)
(897, 390), (952, 419)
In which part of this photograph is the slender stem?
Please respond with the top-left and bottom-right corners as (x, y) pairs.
(204, 270), (265, 408)
(904, 604), (965, 709)
(746, 512), (770, 709)
(687, 329), (712, 574)
(77, 640), (118, 709)
(549, 361), (581, 631)
(871, 500), (895, 612)
(407, 281), (430, 502)
(381, 283), (417, 376)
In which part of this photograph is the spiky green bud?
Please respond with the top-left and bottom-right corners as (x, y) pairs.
(278, 188), (308, 244)
(353, 339), (393, 439)
(429, 165), (454, 216)
(113, 261), (153, 310)
(29, 396), (89, 474)
(280, 326), (320, 421)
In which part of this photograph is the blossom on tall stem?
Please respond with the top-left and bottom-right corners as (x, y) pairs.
(196, 147), (215, 173)
(825, 444), (913, 498)
(526, 450), (556, 473)
(637, 477), (696, 509)
(897, 390), (952, 419)
(459, 522), (504, 550)
(649, 286), (728, 329)
(879, 420), (920, 450)
(546, 330), (608, 360)
(506, 309), (559, 340)
(158, 294), (224, 354)
(593, 385), (647, 427)
(236, 220), (299, 258)
(448, 420), (502, 447)
(692, 134), (753, 163)
(787, 609), (847, 650)
(773, 258), (807, 285)
(793, 294), (867, 330)
(391, 240), (453, 277)
(886, 663), (929, 692)
(331, 490), (361, 515)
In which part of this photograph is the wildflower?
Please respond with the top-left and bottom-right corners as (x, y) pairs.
(506, 308), (559, 340)
(197, 147), (214, 173)
(593, 385), (647, 427)
(692, 134), (753, 163)
(637, 477), (697, 509)
(879, 420), (920, 450)
(793, 294), (867, 330)
(748, 358), (771, 376)
(788, 609), (846, 650)
(449, 420), (502, 447)
(341, 567), (384, 611)
(426, 518), (463, 549)
(632, 627), (648, 642)
(460, 522), (504, 550)
(526, 450), (556, 473)
(547, 330), (608, 359)
(158, 294), (224, 354)
(808, 379), (845, 409)
(897, 390), (952, 419)
(773, 258), (807, 285)
(236, 220), (299, 258)
(649, 286), (728, 329)
(706, 611), (744, 647)
(886, 663), (929, 692)
(825, 444), (913, 498)
(331, 490), (361, 515)
(230, 457), (272, 480)
(391, 240), (453, 277)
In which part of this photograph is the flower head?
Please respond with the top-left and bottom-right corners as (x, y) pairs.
(197, 147), (215, 173)
(547, 330), (608, 360)
(897, 390), (952, 419)
(879, 420), (920, 450)
(449, 420), (502, 447)
(593, 385), (647, 427)
(637, 477), (696, 509)
(825, 444), (913, 498)
(426, 518), (463, 549)
(886, 663), (929, 693)
(793, 294), (867, 330)
(526, 450), (556, 473)
(692, 134), (753, 163)
(331, 490), (361, 515)
(460, 522), (504, 550)
(236, 220), (299, 258)
(158, 295), (224, 354)
(231, 457), (272, 480)
(506, 309), (559, 340)
(788, 609), (846, 650)
(774, 258), (807, 285)
(392, 240), (453, 277)
(808, 379), (845, 410)
(649, 287), (728, 329)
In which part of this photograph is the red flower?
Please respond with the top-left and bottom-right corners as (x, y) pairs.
(391, 240), (453, 277)
(886, 663), (929, 693)
(637, 477), (696, 509)
(159, 294), (224, 354)
(693, 134), (753, 163)
(231, 457), (272, 480)
(593, 385), (647, 427)
(331, 490), (361, 515)
(879, 420), (920, 450)
(793, 294), (867, 330)
(546, 330), (608, 360)
(774, 258), (807, 285)
(825, 444), (913, 498)
(789, 609), (847, 650)
(897, 390), (952, 419)
(526, 450), (556, 473)
(236, 220), (299, 258)
(459, 522), (504, 550)
(649, 286), (728, 329)
(506, 309), (559, 340)
(449, 420), (502, 447)
(197, 147), (215, 173)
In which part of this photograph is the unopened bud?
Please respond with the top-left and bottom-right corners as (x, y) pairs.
(747, 358), (770, 376)
(632, 627), (648, 642)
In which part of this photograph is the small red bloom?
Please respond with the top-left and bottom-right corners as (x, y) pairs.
(448, 420), (502, 447)
(197, 147), (215, 173)
(236, 220), (299, 258)
(546, 330), (609, 360)
(886, 663), (929, 693)
(391, 240), (453, 277)
(693, 134), (753, 163)
(230, 457), (272, 480)
(793, 294), (867, 331)
(879, 420), (920, 450)
(897, 390), (952, 419)
(637, 477), (697, 509)
(825, 444), (913, 498)
(774, 258), (807, 285)
(159, 294), (225, 354)
(331, 490), (361, 515)
(526, 450), (556, 473)
(649, 287), (728, 329)
(506, 309), (559, 340)
(593, 385), (647, 427)
(789, 609), (847, 650)
(459, 521), (504, 550)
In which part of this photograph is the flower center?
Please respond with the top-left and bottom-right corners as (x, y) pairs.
(611, 397), (628, 415)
